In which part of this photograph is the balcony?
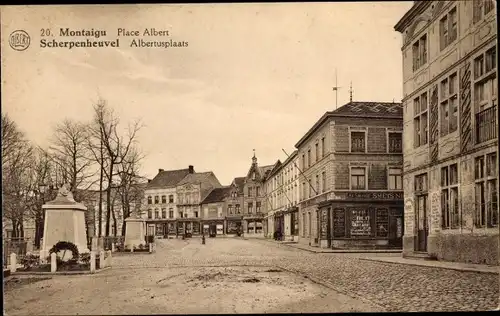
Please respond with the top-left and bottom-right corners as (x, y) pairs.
(475, 105), (498, 144)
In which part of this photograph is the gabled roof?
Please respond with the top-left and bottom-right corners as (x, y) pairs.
(258, 164), (274, 178)
(147, 168), (191, 189)
(201, 186), (232, 204)
(295, 101), (403, 148)
(231, 177), (246, 194)
(266, 160), (282, 179)
(177, 171), (222, 201)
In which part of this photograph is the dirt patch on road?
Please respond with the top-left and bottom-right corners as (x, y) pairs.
(4, 276), (52, 291)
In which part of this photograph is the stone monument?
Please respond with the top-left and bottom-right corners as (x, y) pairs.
(40, 184), (90, 259)
(124, 214), (146, 248)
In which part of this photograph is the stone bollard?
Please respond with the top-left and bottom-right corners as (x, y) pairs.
(90, 251), (96, 273)
(50, 253), (57, 273)
(107, 250), (112, 267)
(99, 251), (104, 269)
(10, 253), (17, 273)
(149, 243), (152, 253)
(130, 246), (134, 253)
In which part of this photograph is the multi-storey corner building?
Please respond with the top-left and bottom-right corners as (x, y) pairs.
(264, 151), (300, 240)
(296, 101), (404, 249)
(225, 177), (245, 235)
(395, 0), (498, 264)
(143, 165), (222, 237)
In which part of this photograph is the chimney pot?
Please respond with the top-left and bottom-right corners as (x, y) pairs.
(189, 165), (194, 173)
(158, 168), (164, 174)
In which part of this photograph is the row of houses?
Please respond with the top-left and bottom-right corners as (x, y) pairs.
(141, 0), (499, 266)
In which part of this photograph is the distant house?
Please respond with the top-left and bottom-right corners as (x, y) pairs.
(201, 186), (232, 236)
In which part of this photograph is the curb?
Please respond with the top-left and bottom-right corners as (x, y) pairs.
(359, 257), (499, 275)
(11, 266), (112, 276)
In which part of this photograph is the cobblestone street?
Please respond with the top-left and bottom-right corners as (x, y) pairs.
(4, 238), (499, 314)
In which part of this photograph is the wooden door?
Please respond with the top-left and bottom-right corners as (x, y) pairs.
(416, 195), (428, 252)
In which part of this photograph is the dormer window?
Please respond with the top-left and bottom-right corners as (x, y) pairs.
(252, 172), (256, 180)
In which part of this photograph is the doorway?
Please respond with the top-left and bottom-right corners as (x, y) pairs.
(415, 195), (428, 252)
(389, 211), (403, 248)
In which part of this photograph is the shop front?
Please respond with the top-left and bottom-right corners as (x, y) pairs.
(284, 206), (299, 241)
(318, 191), (404, 249)
(226, 216), (243, 236)
(243, 216), (264, 238)
(202, 220), (225, 237)
(273, 211), (285, 239)
(177, 219), (202, 237)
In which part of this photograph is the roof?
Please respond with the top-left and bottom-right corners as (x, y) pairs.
(177, 171), (222, 201)
(232, 177), (246, 194)
(266, 160), (282, 179)
(147, 168), (191, 189)
(295, 101), (403, 148)
(201, 186), (232, 204)
(394, 1), (430, 32)
(258, 164), (274, 179)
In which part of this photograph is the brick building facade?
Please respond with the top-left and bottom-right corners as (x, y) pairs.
(395, 0), (498, 264)
(296, 101), (404, 249)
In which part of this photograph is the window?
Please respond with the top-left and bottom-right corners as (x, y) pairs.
(154, 196), (159, 204)
(256, 202), (261, 213)
(441, 164), (459, 229)
(474, 47), (497, 140)
(248, 187), (253, 197)
(256, 187), (260, 197)
(440, 72), (459, 136)
(412, 34), (427, 71)
(194, 211), (199, 218)
(415, 173), (428, 193)
(169, 195), (174, 203)
(148, 209), (152, 219)
(228, 204), (233, 214)
(169, 208), (174, 218)
(154, 209), (159, 219)
(302, 182), (306, 200)
(388, 168), (403, 190)
(350, 131), (366, 153)
(315, 142), (319, 162)
(414, 92), (428, 147)
(162, 209), (167, 219)
(315, 174), (319, 195)
(161, 195), (166, 204)
(252, 172), (256, 181)
(473, 0), (495, 24)
(350, 167), (366, 190)
(302, 154), (305, 170)
(475, 153), (498, 227)
(388, 132), (403, 153)
(184, 213), (188, 218)
(236, 204), (241, 214)
(321, 137), (325, 157)
(322, 171), (327, 193)
(147, 196), (152, 204)
(440, 7), (457, 50)
(307, 149), (311, 168)
(248, 203), (253, 214)
(179, 211), (183, 218)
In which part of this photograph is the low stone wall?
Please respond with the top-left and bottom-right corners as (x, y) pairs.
(428, 234), (499, 266)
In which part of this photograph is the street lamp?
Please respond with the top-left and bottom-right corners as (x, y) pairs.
(36, 183), (47, 249)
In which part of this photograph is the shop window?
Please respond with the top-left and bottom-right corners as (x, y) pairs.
(475, 153), (498, 227)
(333, 208), (346, 238)
(376, 208), (389, 237)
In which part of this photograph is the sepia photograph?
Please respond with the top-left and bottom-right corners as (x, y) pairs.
(1, 1), (499, 314)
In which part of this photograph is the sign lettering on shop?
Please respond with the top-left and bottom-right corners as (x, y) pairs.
(346, 192), (403, 200)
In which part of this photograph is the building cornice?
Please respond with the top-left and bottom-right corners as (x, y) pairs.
(394, 1), (432, 33)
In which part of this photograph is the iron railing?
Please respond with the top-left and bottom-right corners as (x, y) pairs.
(475, 105), (497, 144)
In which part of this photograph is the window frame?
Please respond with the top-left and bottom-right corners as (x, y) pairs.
(412, 33), (428, 72)
(439, 72), (459, 137)
(349, 166), (367, 190)
(388, 167), (403, 190)
(387, 131), (403, 153)
(474, 152), (498, 228)
(473, 0), (496, 24)
(441, 163), (460, 229)
(413, 91), (429, 148)
(350, 130), (367, 153)
(440, 7), (457, 51)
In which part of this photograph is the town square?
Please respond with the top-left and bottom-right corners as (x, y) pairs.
(1, 1), (499, 314)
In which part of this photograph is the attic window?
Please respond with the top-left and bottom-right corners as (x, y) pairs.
(252, 172), (256, 180)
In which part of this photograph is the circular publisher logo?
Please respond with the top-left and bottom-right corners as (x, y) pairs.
(9, 30), (30, 51)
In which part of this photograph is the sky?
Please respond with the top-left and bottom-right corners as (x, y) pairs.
(1, 2), (413, 185)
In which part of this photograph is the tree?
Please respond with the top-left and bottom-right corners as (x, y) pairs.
(89, 99), (142, 236)
(1, 114), (34, 238)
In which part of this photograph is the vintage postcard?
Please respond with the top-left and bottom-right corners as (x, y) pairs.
(1, 2), (498, 314)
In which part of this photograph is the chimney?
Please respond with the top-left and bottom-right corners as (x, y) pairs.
(158, 168), (164, 174)
(189, 165), (194, 174)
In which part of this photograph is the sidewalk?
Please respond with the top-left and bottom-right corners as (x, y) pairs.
(360, 256), (499, 274)
(260, 238), (402, 253)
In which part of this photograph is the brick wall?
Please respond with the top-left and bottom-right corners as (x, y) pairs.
(335, 126), (349, 152)
(368, 164), (387, 190)
(334, 162), (349, 189)
(367, 127), (387, 153)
